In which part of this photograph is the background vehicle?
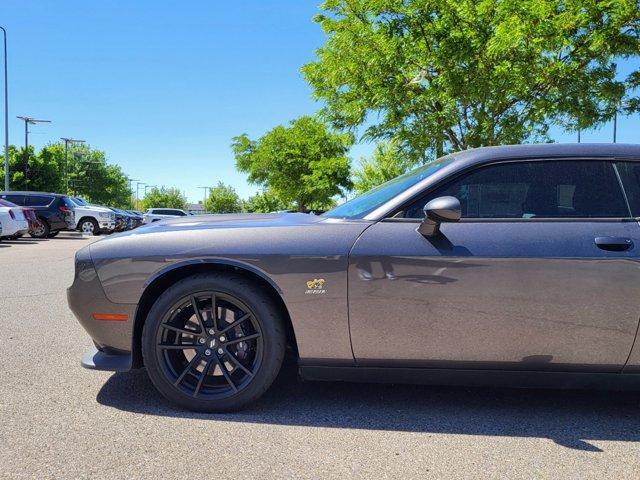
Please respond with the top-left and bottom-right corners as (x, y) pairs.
(69, 144), (640, 412)
(143, 208), (188, 223)
(70, 197), (116, 235)
(126, 210), (144, 228)
(0, 198), (36, 237)
(0, 192), (75, 238)
(0, 199), (29, 240)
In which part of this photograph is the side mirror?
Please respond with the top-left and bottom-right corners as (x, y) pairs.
(417, 196), (461, 237)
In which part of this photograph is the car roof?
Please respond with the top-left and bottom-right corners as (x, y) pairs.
(0, 191), (66, 196)
(442, 143), (640, 169)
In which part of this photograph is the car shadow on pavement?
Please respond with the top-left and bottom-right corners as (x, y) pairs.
(96, 366), (640, 452)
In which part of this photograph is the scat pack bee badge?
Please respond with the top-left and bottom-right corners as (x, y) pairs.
(305, 278), (326, 295)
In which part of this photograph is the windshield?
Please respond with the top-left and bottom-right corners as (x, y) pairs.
(71, 197), (88, 206)
(322, 156), (455, 219)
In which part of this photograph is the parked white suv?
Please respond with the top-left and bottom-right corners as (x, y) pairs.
(143, 208), (188, 223)
(70, 197), (116, 235)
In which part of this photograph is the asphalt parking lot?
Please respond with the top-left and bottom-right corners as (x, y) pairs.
(2, 236), (640, 479)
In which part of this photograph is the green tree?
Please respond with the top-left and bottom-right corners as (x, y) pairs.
(353, 141), (417, 193)
(142, 186), (187, 210)
(243, 189), (291, 213)
(1, 142), (132, 208)
(204, 181), (243, 213)
(233, 115), (353, 212)
(303, 0), (640, 160)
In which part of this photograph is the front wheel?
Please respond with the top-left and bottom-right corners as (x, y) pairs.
(142, 273), (286, 412)
(78, 218), (99, 236)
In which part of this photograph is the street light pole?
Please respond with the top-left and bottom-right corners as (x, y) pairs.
(198, 186), (210, 206)
(60, 137), (85, 194)
(144, 184), (157, 195)
(136, 182), (145, 210)
(16, 115), (51, 184)
(0, 27), (8, 191)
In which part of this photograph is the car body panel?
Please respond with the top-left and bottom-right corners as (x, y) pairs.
(82, 213), (371, 363)
(349, 220), (640, 372)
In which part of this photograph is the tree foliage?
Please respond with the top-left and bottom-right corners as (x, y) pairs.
(243, 189), (292, 213)
(141, 186), (188, 210)
(0, 143), (131, 207)
(303, 0), (640, 160)
(233, 116), (353, 212)
(353, 140), (418, 193)
(204, 181), (243, 213)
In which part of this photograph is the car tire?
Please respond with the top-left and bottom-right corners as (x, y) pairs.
(78, 218), (100, 236)
(30, 219), (50, 239)
(142, 273), (286, 412)
(47, 231), (60, 238)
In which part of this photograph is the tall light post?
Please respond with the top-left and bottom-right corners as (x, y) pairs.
(127, 178), (139, 209)
(17, 115), (51, 183)
(144, 184), (157, 195)
(136, 181), (146, 210)
(198, 186), (211, 206)
(1, 27), (8, 191)
(60, 137), (85, 194)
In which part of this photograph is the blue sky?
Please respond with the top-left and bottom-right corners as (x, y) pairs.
(1, 1), (638, 203)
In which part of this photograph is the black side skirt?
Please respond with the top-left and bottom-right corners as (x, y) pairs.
(299, 366), (640, 390)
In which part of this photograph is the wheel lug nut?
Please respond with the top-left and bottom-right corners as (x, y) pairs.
(217, 348), (224, 355)
(219, 336), (226, 342)
(204, 349), (212, 356)
(198, 338), (206, 344)
(208, 329), (215, 335)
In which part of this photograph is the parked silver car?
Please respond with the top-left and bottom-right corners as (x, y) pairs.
(68, 144), (640, 412)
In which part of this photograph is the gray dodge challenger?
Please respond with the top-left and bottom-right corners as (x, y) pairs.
(69, 143), (640, 411)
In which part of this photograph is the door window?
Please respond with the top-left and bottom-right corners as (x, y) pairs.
(24, 195), (54, 207)
(403, 161), (630, 219)
(615, 162), (640, 217)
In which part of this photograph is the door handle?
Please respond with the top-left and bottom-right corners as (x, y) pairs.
(594, 237), (633, 252)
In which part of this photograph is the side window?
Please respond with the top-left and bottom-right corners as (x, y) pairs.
(175, 210), (186, 216)
(2, 194), (25, 205)
(404, 161), (630, 219)
(615, 162), (640, 217)
(25, 195), (54, 207)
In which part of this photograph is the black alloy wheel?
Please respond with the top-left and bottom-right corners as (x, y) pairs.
(142, 273), (285, 412)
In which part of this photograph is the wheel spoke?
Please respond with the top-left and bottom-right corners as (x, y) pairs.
(215, 355), (238, 392)
(161, 324), (200, 336)
(225, 349), (254, 377)
(193, 359), (213, 396)
(219, 312), (251, 335)
(158, 343), (198, 350)
(173, 353), (202, 386)
(225, 333), (260, 346)
(209, 293), (218, 333)
(191, 295), (206, 333)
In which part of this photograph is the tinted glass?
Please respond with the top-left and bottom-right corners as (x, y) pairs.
(404, 161), (629, 219)
(1, 194), (25, 205)
(615, 162), (640, 217)
(25, 195), (54, 207)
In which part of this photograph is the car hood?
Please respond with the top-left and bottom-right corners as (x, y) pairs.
(131, 212), (325, 233)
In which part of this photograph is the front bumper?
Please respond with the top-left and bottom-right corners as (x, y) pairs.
(81, 347), (132, 371)
(67, 245), (137, 371)
(99, 220), (116, 232)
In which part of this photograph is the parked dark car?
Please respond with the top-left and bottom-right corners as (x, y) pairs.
(0, 191), (76, 238)
(126, 210), (144, 228)
(69, 144), (640, 412)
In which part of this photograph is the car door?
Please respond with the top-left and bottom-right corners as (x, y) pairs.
(348, 159), (640, 372)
